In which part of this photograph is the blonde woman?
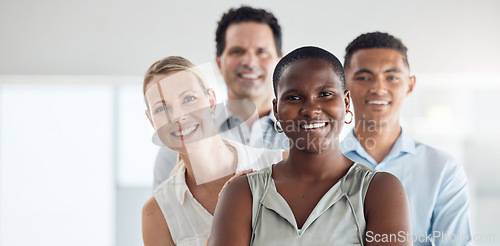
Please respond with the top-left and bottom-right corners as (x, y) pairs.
(141, 56), (285, 246)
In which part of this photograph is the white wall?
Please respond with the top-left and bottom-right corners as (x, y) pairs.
(0, 0), (499, 75)
(0, 81), (116, 246)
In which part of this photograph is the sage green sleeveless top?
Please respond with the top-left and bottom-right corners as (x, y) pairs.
(247, 163), (377, 246)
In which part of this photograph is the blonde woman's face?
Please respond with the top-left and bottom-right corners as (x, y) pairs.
(145, 70), (216, 151)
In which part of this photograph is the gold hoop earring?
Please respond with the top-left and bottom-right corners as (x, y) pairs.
(345, 110), (353, 124)
(274, 120), (284, 133)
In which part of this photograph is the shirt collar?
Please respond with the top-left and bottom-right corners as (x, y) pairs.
(340, 127), (417, 160)
(340, 130), (366, 155)
(392, 128), (417, 155)
(225, 139), (247, 173)
(172, 159), (189, 205)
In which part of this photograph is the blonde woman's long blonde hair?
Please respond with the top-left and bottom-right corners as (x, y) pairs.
(143, 56), (210, 176)
(143, 56), (209, 97)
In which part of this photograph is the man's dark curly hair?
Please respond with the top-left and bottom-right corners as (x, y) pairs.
(344, 32), (409, 69)
(215, 6), (282, 57)
(273, 46), (345, 97)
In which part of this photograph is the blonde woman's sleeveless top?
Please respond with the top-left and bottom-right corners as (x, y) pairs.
(153, 139), (283, 246)
(247, 163), (377, 246)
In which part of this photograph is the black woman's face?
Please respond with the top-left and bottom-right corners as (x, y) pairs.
(273, 59), (349, 153)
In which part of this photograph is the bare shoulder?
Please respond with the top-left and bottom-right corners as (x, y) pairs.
(142, 196), (165, 228)
(142, 197), (174, 246)
(142, 196), (161, 215)
(366, 172), (406, 200)
(364, 172), (411, 245)
(209, 175), (253, 246)
(218, 175), (252, 211)
(365, 172), (407, 213)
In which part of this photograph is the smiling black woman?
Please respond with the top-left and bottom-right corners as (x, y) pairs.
(209, 46), (412, 246)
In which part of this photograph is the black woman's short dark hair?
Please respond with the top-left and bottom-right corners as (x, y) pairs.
(344, 32), (409, 69)
(215, 6), (282, 57)
(273, 46), (345, 96)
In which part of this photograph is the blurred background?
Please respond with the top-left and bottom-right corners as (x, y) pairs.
(1, 0), (499, 245)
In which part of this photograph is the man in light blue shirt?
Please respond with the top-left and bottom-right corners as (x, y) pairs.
(341, 32), (471, 245)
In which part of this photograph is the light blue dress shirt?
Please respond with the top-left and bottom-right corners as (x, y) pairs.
(340, 128), (472, 246)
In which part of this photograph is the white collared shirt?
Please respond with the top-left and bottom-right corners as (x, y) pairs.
(153, 139), (283, 246)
